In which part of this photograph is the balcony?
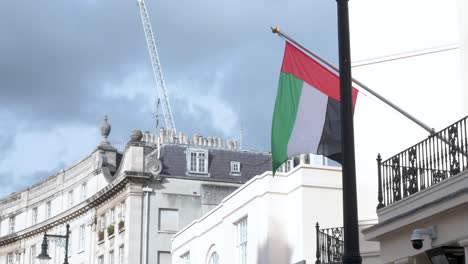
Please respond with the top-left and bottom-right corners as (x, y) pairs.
(315, 223), (344, 264)
(376, 116), (468, 209)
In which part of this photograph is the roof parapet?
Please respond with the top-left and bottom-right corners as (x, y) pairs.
(141, 128), (238, 150)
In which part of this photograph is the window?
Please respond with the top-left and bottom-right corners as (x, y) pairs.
(98, 255), (104, 264)
(109, 250), (115, 264)
(158, 209), (178, 232)
(46, 201), (52, 219)
(119, 245), (124, 264)
(208, 252), (219, 264)
(68, 190), (74, 208)
(157, 251), (171, 264)
(81, 183), (87, 201)
(277, 159), (293, 173)
(7, 253), (13, 264)
(79, 225), (85, 251)
(235, 218), (248, 264)
(230, 161), (241, 175)
(119, 201), (126, 220)
(187, 149), (208, 174)
(180, 252), (190, 264)
(32, 207), (38, 225)
(100, 215), (106, 232)
(9, 216), (15, 234)
(30, 245), (36, 264)
(110, 208), (116, 225)
(68, 230), (72, 256)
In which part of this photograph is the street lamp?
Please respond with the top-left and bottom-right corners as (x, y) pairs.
(37, 224), (70, 264)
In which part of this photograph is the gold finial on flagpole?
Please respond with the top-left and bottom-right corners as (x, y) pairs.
(271, 26), (280, 34)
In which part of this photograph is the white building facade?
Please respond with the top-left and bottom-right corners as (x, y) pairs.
(0, 117), (272, 264)
(172, 164), (380, 264)
(362, 115), (468, 263)
(348, 0), (468, 220)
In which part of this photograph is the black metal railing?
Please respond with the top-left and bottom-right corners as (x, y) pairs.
(377, 116), (468, 209)
(315, 222), (344, 264)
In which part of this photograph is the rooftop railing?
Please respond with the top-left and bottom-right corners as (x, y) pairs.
(377, 116), (468, 209)
(315, 223), (344, 264)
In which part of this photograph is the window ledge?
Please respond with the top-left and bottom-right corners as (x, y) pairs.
(158, 230), (177, 234)
(98, 239), (105, 245)
(118, 228), (125, 233)
(108, 234), (115, 239)
(77, 249), (85, 254)
(185, 172), (210, 177)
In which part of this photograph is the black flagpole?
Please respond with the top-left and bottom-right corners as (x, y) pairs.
(336, 0), (362, 263)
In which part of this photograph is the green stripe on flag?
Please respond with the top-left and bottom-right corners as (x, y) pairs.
(271, 73), (303, 175)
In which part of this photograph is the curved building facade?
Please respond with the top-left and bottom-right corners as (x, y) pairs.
(0, 117), (271, 264)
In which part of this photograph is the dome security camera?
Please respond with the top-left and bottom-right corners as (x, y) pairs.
(410, 227), (437, 250)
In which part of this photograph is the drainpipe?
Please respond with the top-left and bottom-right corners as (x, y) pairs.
(142, 187), (153, 264)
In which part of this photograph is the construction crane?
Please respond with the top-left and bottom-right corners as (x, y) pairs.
(136, 0), (176, 132)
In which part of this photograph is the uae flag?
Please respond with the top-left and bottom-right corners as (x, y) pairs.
(271, 42), (358, 174)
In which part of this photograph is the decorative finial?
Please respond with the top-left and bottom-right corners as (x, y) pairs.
(130, 129), (143, 142)
(271, 26), (280, 34)
(100, 115), (111, 144)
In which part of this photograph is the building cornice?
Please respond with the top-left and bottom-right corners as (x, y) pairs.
(0, 170), (151, 247)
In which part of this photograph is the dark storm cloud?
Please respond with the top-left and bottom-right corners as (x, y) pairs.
(0, 0), (338, 195)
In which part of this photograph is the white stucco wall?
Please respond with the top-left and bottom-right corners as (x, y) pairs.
(172, 165), (380, 264)
(457, 0), (468, 114)
(349, 0), (466, 220)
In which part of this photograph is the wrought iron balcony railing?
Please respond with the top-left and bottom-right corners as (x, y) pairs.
(315, 223), (344, 264)
(377, 116), (468, 209)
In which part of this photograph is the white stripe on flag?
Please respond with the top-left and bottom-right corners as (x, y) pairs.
(287, 82), (328, 157)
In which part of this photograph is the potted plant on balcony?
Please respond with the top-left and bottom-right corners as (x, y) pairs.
(107, 224), (115, 237)
(98, 231), (104, 241)
(118, 220), (125, 231)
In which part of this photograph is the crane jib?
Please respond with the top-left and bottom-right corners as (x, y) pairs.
(137, 0), (176, 132)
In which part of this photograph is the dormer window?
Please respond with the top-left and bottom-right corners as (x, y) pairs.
(231, 161), (241, 175)
(187, 148), (209, 174)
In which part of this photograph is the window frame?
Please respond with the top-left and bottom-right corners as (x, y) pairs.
(157, 251), (171, 264)
(79, 224), (86, 251)
(186, 148), (209, 175)
(7, 253), (13, 264)
(277, 159), (294, 173)
(30, 245), (36, 264)
(119, 201), (126, 221)
(234, 217), (248, 264)
(180, 252), (190, 264)
(110, 208), (116, 225)
(45, 201), (52, 219)
(230, 161), (241, 175)
(68, 230), (72, 257)
(81, 183), (87, 201)
(158, 208), (179, 232)
(68, 190), (74, 208)
(32, 207), (38, 225)
(109, 250), (115, 264)
(9, 216), (15, 234)
(118, 245), (124, 264)
(208, 252), (219, 264)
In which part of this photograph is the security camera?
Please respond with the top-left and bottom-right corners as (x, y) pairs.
(410, 227), (437, 250)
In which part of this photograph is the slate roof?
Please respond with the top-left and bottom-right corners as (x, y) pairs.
(157, 144), (271, 183)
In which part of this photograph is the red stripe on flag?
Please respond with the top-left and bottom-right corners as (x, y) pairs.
(281, 42), (358, 107)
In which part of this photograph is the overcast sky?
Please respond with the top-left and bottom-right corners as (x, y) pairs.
(0, 0), (339, 197)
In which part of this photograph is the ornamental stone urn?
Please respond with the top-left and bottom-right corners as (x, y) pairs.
(130, 129), (143, 142)
(100, 115), (111, 144)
